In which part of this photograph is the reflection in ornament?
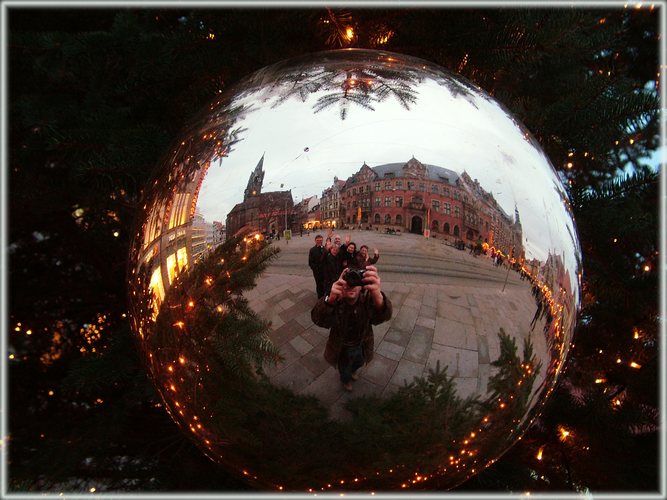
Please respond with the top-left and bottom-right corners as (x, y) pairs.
(128, 49), (581, 491)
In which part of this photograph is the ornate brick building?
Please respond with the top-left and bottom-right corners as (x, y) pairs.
(225, 155), (294, 238)
(336, 157), (523, 255)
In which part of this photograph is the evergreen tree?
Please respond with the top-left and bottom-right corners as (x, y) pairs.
(7, 6), (660, 494)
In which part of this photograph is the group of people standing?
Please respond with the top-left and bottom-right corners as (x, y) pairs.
(308, 233), (390, 392)
(308, 234), (380, 299)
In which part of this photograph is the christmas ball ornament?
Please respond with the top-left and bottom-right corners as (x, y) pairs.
(128, 49), (581, 491)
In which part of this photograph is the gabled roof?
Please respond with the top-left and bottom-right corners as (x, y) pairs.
(371, 160), (459, 184)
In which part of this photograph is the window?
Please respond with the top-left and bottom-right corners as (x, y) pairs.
(407, 181), (414, 190)
(444, 187), (451, 197)
(384, 197), (392, 207)
(168, 193), (190, 229)
(444, 222), (450, 234)
(464, 194), (469, 203)
(374, 213), (381, 224)
(396, 196), (403, 207)
(454, 225), (460, 237)
(444, 202), (451, 214)
(384, 214), (391, 224)
(396, 180), (403, 189)
(375, 197), (381, 207)
(454, 206), (460, 217)
(375, 182), (381, 191)
(431, 184), (439, 193)
(385, 181), (392, 190)
(352, 188), (357, 195)
(353, 200), (358, 207)
(396, 214), (402, 225)
(365, 185), (370, 192)
(419, 183), (426, 192)
(431, 200), (440, 211)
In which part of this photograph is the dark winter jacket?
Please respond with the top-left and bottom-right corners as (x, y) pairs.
(311, 291), (393, 367)
(308, 244), (326, 275)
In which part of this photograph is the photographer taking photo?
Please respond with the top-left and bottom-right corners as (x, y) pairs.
(311, 265), (393, 391)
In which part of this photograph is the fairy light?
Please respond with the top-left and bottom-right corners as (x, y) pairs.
(630, 361), (642, 369)
(345, 27), (354, 40)
(536, 446), (544, 460)
(558, 425), (572, 441)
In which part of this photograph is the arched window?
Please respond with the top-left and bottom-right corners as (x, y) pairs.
(466, 229), (474, 240)
(431, 220), (439, 231)
(453, 225), (460, 237)
(396, 214), (402, 226)
(374, 213), (381, 224)
(384, 214), (391, 224)
(444, 222), (450, 234)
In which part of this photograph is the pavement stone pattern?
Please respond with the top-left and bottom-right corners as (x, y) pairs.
(246, 231), (549, 421)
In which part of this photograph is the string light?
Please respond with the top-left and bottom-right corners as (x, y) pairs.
(558, 426), (572, 441)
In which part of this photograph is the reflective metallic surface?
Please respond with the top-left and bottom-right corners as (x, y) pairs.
(127, 49), (581, 491)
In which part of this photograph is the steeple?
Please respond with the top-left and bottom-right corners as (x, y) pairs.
(514, 204), (521, 226)
(244, 153), (265, 200)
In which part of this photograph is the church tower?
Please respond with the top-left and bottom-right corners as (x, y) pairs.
(244, 154), (265, 201)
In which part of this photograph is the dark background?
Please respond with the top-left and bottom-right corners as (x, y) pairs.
(6, 5), (661, 496)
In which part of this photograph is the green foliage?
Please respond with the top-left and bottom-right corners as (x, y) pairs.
(345, 360), (483, 472)
(8, 6), (660, 494)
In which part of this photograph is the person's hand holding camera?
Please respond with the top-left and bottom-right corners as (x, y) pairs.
(361, 265), (384, 309)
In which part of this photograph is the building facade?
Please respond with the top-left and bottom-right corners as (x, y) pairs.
(335, 157), (523, 255)
(319, 177), (346, 229)
(225, 155), (294, 238)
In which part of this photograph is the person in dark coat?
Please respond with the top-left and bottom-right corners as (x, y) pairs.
(308, 234), (326, 298)
(340, 241), (358, 269)
(323, 243), (343, 295)
(355, 244), (379, 268)
(311, 265), (393, 391)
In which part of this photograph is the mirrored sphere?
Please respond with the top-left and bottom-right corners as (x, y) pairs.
(128, 49), (581, 491)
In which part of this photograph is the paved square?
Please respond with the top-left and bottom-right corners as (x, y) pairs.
(248, 231), (550, 419)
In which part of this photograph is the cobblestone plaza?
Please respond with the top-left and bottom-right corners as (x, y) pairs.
(246, 231), (548, 421)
